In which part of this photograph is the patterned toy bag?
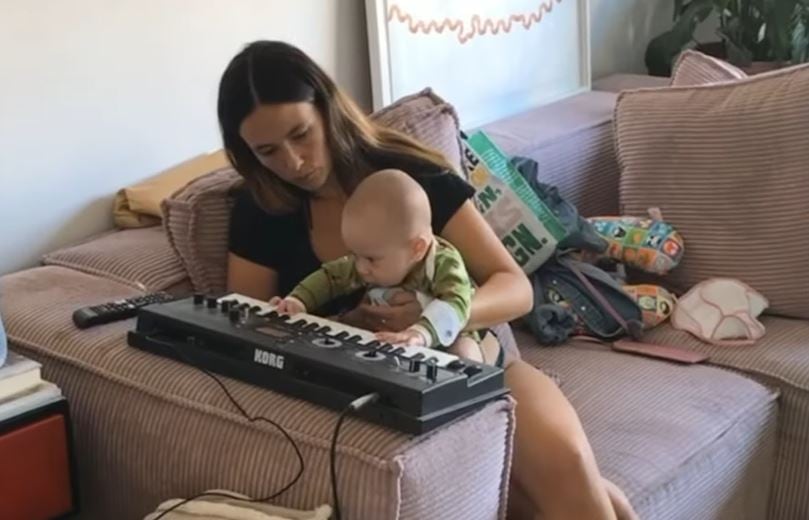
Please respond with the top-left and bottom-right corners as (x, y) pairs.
(588, 211), (684, 275)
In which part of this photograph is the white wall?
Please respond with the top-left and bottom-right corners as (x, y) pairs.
(1, 0), (679, 276)
(0, 0), (370, 275)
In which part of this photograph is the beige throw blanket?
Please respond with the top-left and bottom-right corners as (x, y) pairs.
(144, 490), (332, 520)
(114, 150), (231, 228)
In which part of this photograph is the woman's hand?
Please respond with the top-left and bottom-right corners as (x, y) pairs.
(339, 290), (422, 332)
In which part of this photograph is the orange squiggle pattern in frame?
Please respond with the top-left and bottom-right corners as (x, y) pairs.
(386, 1), (564, 44)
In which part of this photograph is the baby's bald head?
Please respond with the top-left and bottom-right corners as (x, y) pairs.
(343, 169), (432, 245)
(341, 169), (434, 286)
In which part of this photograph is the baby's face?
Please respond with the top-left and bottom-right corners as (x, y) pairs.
(343, 219), (416, 287)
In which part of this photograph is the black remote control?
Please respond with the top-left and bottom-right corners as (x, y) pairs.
(73, 292), (178, 329)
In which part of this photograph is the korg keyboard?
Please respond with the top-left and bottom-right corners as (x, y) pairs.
(127, 293), (508, 434)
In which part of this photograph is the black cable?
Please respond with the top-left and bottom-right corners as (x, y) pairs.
(151, 346), (305, 520)
(330, 393), (380, 520)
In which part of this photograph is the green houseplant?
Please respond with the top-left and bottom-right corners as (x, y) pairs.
(646, 0), (809, 76)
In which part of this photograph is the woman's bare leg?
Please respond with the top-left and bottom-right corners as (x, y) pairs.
(509, 480), (637, 520)
(507, 481), (536, 520)
(504, 359), (619, 520)
(603, 477), (639, 520)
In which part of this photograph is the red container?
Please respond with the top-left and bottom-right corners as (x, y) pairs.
(0, 399), (78, 520)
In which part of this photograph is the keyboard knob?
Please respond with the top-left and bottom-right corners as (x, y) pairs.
(229, 308), (240, 323)
(408, 359), (422, 373)
(463, 366), (483, 378)
(447, 360), (466, 371)
(426, 361), (439, 382)
(220, 300), (231, 312)
(206, 297), (217, 309)
(193, 294), (205, 305)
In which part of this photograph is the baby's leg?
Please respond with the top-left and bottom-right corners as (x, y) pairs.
(448, 336), (484, 363)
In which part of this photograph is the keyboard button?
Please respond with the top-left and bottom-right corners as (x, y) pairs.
(463, 366), (483, 378)
(447, 360), (467, 371)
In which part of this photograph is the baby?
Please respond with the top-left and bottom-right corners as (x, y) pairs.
(272, 169), (482, 362)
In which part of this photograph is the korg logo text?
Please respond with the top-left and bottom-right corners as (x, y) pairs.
(253, 349), (285, 370)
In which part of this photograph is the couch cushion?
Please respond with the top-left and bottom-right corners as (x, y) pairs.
(161, 167), (242, 294)
(0, 266), (514, 519)
(616, 63), (809, 319)
(515, 329), (778, 520)
(592, 73), (670, 93)
(642, 317), (809, 519)
(670, 50), (747, 87)
(371, 88), (464, 175)
(42, 226), (188, 292)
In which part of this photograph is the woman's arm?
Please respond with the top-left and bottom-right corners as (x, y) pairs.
(441, 201), (533, 330)
(227, 252), (279, 301)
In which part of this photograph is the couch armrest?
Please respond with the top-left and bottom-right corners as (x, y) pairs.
(0, 265), (515, 520)
(42, 226), (189, 292)
(477, 91), (621, 218)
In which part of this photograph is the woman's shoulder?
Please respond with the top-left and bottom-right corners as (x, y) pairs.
(412, 169), (474, 197)
(411, 170), (476, 233)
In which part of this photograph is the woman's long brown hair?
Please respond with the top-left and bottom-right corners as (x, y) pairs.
(217, 40), (456, 213)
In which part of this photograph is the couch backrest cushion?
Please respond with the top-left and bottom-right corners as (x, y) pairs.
(370, 88), (464, 175)
(670, 50), (747, 87)
(616, 63), (809, 319)
(163, 88), (464, 294)
(161, 167), (243, 294)
(477, 90), (621, 219)
(42, 226), (188, 292)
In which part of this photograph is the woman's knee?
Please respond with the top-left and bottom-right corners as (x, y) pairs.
(539, 427), (594, 476)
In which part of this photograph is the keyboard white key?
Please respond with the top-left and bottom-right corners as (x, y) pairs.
(218, 293), (377, 345)
(397, 346), (458, 368)
(218, 293), (274, 312)
(218, 294), (460, 365)
(287, 313), (378, 345)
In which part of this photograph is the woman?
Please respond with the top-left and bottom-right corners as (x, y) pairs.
(219, 40), (636, 520)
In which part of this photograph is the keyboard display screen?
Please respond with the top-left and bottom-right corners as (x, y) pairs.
(255, 326), (293, 338)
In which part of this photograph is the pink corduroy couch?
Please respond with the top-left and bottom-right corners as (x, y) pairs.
(3, 72), (806, 519)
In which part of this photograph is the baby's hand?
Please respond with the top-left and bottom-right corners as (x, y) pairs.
(375, 328), (427, 347)
(269, 296), (307, 315)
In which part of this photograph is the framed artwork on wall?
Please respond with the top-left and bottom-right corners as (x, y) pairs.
(366, 0), (591, 129)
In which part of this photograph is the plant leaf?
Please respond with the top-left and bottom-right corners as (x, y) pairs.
(767, 0), (798, 61)
(719, 27), (755, 65)
(645, 0), (714, 75)
(675, 0), (686, 20)
(792, 19), (809, 62)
